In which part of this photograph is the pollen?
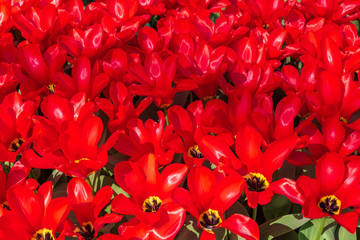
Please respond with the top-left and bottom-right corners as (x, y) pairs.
(8, 137), (25, 152)
(244, 172), (269, 192)
(31, 228), (54, 240)
(74, 221), (95, 240)
(202, 96), (213, 102)
(188, 145), (204, 158)
(1, 201), (10, 210)
(47, 84), (55, 93)
(318, 195), (341, 215)
(142, 196), (162, 212)
(199, 209), (222, 232)
(339, 117), (348, 124)
(74, 157), (90, 163)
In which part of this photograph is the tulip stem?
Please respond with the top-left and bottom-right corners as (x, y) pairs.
(86, 177), (94, 195)
(252, 207), (257, 221)
(315, 217), (326, 240)
(163, 107), (170, 126)
(29, 168), (37, 180)
(190, 91), (193, 103)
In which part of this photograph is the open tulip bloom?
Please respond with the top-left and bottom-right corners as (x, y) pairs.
(2, 0), (360, 239)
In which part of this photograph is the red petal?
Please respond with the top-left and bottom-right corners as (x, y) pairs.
(41, 95), (72, 127)
(273, 95), (302, 139)
(43, 197), (71, 230)
(67, 178), (93, 204)
(322, 117), (345, 152)
(210, 175), (244, 213)
(172, 187), (198, 218)
(270, 178), (304, 205)
(73, 56), (91, 93)
(6, 161), (30, 189)
(316, 152), (345, 195)
(7, 185), (42, 230)
(18, 43), (49, 84)
(320, 37), (342, 77)
(220, 214), (259, 240)
(111, 194), (138, 215)
(94, 213), (123, 234)
(160, 163), (188, 196)
(114, 161), (145, 199)
(200, 230), (216, 240)
(236, 125), (263, 170)
(138, 27), (159, 53)
(187, 166), (216, 213)
(93, 186), (113, 217)
(332, 211), (358, 234)
(318, 71), (341, 106)
(36, 181), (53, 211)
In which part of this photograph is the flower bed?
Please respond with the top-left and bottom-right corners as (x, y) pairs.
(0, 0), (360, 239)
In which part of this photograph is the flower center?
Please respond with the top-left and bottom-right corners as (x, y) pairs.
(74, 222), (95, 240)
(74, 157), (90, 164)
(188, 145), (204, 158)
(31, 228), (54, 240)
(142, 196), (162, 212)
(47, 84), (55, 93)
(318, 195), (341, 215)
(8, 137), (25, 152)
(199, 209), (222, 232)
(244, 173), (269, 192)
(1, 201), (10, 210)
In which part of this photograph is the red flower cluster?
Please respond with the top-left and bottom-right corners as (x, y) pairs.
(0, 0), (360, 239)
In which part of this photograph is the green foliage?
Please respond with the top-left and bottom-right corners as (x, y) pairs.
(259, 213), (310, 240)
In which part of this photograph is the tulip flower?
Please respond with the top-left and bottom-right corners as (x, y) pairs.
(273, 153), (360, 233)
(172, 166), (259, 240)
(5, 181), (72, 239)
(67, 178), (122, 240)
(0, 92), (37, 163)
(128, 52), (196, 108)
(114, 111), (175, 165)
(111, 153), (188, 239)
(167, 101), (206, 167)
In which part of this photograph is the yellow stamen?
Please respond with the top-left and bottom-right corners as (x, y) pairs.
(199, 209), (222, 232)
(318, 195), (341, 215)
(244, 172), (269, 192)
(74, 157), (90, 164)
(142, 196), (162, 212)
(31, 228), (54, 240)
(8, 138), (25, 152)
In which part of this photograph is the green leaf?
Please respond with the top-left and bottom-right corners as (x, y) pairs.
(337, 226), (356, 240)
(111, 182), (130, 198)
(225, 201), (250, 218)
(298, 217), (337, 240)
(229, 233), (246, 240)
(259, 213), (310, 240)
(175, 215), (201, 239)
(263, 194), (292, 221)
(273, 231), (297, 240)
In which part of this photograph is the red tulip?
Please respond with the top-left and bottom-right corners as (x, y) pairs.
(0, 161), (37, 211)
(11, 4), (57, 43)
(111, 153), (188, 239)
(172, 166), (259, 240)
(114, 111), (175, 165)
(54, 56), (109, 101)
(15, 44), (66, 100)
(67, 178), (122, 240)
(273, 153), (360, 233)
(5, 181), (72, 239)
(234, 124), (307, 208)
(0, 92), (37, 163)
(128, 52), (196, 108)
(167, 101), (206, 167)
